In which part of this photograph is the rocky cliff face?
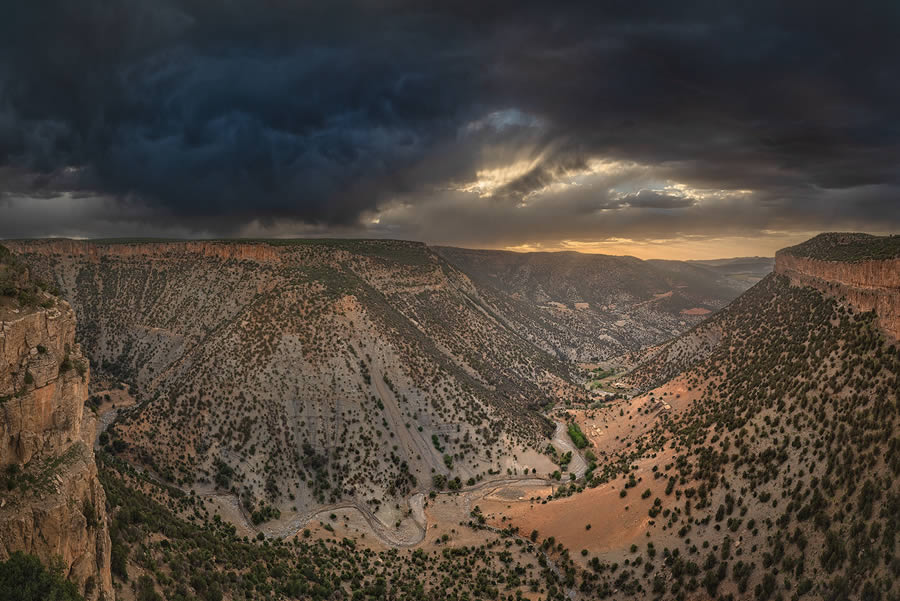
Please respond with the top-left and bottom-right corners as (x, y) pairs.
(0, 297), (113, 599)
(775, 252), (900, 340)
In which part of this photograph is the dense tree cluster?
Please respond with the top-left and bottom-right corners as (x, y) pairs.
(0, 552), (84, 601)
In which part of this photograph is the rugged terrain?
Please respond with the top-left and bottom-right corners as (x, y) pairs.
(8, 239), (590, 532)
(775, 233), (900, 340)
(3, 233), (896, 601)
(622, 233), (900, 392)
(684, 256), (775, 285)
(492, 232), (899, 600)
(0, 246), (112, 600)
(434, 247), (766, 362)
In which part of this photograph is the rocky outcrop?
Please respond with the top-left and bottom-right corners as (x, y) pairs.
(0, 300), (113, 600)
(775, 252), (900, 340)
(1, 304), (84, 463)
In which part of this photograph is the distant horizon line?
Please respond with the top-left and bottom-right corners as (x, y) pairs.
(1, 235), (787, 262)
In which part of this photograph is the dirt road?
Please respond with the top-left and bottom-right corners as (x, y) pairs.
(96, 396), (570, 550)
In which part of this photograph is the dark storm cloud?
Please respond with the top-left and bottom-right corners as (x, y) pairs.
(0, 0), (485, 229)
(1, 0), (899, 237)
(619, 190), (695, 210)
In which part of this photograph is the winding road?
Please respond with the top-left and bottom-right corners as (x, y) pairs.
(97, 403), (577, 552)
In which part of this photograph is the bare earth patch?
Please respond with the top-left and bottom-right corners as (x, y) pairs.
(480, 473), (668, 562)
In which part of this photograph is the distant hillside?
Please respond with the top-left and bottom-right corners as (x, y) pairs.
(8, 238), (583, 527)
(684, 256), (774, 283)
(434, 247), (760, 362)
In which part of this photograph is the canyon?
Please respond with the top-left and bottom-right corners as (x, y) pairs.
(0, 232), (896, 601)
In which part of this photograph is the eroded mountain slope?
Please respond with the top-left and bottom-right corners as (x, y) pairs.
(10, 239), (581, 527)
(434, 246), (763, 361)
(622, 232), (900, 392)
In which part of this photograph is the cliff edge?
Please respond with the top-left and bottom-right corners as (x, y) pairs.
(775, 233), (900, 340)
(0, 246), (112, 600)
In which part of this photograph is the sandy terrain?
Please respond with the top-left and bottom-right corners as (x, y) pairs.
(480, 462), (672, 564)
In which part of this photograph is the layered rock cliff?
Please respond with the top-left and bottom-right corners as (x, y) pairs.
(775, 234), (900, 340)
(0, 273), (113, 599)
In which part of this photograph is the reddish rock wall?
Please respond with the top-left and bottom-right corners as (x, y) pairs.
(0, 299), (113, 599)
(775, 253), (900, 341)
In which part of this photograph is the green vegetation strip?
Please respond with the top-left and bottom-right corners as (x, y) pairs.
(567, 422), (589, 449)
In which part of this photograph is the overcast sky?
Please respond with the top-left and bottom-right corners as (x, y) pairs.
(1, 1), (898, 258)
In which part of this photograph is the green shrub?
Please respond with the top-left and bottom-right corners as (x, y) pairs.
(111, 540), (129, 581)
(567, 422), (589, 449)
(0, 552), (83, 601)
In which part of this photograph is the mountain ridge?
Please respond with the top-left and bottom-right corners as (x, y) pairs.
(776, 233), (900, 340)
(0, 233), (897, 600)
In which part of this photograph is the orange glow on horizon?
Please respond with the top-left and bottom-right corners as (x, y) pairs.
(495, 232), (823, 260)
